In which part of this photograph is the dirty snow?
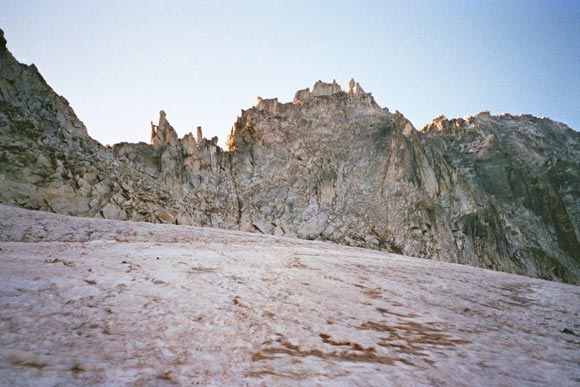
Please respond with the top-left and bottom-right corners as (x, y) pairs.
(0, 205), (579, 386)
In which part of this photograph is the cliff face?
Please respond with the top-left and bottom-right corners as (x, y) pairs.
(1, 28), (578, 283)
(421, 114), (580, 282)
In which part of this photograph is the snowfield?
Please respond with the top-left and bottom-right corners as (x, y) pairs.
(0, 205), (578, 386)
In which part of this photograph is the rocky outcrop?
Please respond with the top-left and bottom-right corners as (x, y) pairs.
(420, 113), (580, 282)
(0, 28), (578, 283)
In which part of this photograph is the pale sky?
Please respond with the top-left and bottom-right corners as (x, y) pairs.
(1, 0), (579, 146)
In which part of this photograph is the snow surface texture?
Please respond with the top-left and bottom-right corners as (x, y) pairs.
(0, 204), (579, 386)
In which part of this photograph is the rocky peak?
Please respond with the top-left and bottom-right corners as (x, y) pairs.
(291, 78), (377, 107)
(420, 114), (466, 133)
(181, 133), (197, 155)
(196, 126), (203, 143)
(0, 27), (578, 285)
(291, 80), (342, 104)
(347, 77), (366, 96)
(293, 88), (311, 104)
(311, 79), (343, 96)
(255, 97), (280, 114)
(226, 79), (389, 153)
(0, 28), (89, 139)
(150, 110), (179, 147)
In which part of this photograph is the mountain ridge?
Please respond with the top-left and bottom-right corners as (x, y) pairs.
(1, 28), (578, 283)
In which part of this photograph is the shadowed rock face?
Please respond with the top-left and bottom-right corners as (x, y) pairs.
(0, 28), (578, 283)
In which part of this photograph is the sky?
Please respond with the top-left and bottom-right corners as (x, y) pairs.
(1, 0), (579, 146)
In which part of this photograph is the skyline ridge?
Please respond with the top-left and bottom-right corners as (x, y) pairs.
(1, 1), (578, 146)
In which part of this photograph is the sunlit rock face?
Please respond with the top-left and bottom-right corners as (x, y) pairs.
(0, 27), (578, 283)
